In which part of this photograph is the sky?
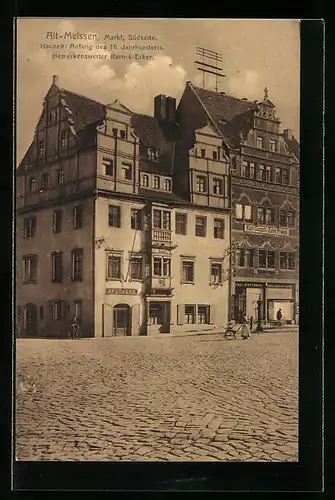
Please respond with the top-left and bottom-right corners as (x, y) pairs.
(16, 18), (300, 164)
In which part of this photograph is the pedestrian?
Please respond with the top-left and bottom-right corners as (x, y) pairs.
(249, 315), (253, 331)
(241, 315), (250, 339)
(276, 308), (283, 327)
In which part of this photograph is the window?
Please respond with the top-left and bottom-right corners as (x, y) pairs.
(107, 255), (121, 279)
(29, 177), (37, 192)
(103, 157), (114, 176)
(212, 150), (217, 160)
(71, 249), (83, 281)
(52, 301), (64, 321)
(257, 207), (266, 224)
(131, 208), (141, 230)
(236, 203), (252, 221)
(51, 252), (63, 282)
(153, 176), (160, 189)
(282, 168), (289, 185)
(258, 164), (266, 181)
(235, 248), (253, 268)
(280, 252), (287, 269)
(214, 219), (225, 239)
(275, 167), (282, 183)
(57, 169), (64, 184)
(242, 161), (250, 178)
(213, 178), (222, 195)
(266, 166), (272, 182)
(39, 140), (45, 157)
(42, 172), (49, 188)
(24, 217), (36, 238)
(120, 130), (126, 139)
(175, 213), (187, 235)
(249, 162), (255, 179)
(53, 210), (62, 233)
(258, 249), (275, 269)
(256, 137), (263, 149)
(130, 258), (142, 280)
(148, 148), (157, 161)
(39, 306), (44, 320)
(23, 255), (37, 283)
(196, 175), (207, 193)
(195, 216), (206, 237)
(73, 205), (83, 229)
(60, 130), (67, 147)
(153, 257), (171, 277)
(185, 305), (196, 324)
(288, 253), (296, 270)
(108, 205), (121, 227)
(198, 306), (209, 324)
(153, 209), (171, 230)
(182, 260), (194, 283)
(280, 210), (295, 227)
(141, 174), (149, 187)
(265, 208), (275, 225)
(112, 128), (118, 137)
(201, 148), (206, 158)
(163, 179), (171, 191)
(211, 263), (222, 284)
(121, 163), (132, 180)
(269, 139), (276, 152)
(74, 301), (82, 321)
(49, 109), (57, 123)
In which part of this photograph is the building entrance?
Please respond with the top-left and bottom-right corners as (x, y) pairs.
(113, 304), (131, 336)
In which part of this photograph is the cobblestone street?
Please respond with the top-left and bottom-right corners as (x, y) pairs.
(15, 330), (298, 462)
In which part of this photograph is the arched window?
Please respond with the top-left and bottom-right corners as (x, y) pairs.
(164, 179), (171, 191)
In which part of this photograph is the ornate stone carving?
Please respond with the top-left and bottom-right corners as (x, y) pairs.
(232, 176), (298, 196)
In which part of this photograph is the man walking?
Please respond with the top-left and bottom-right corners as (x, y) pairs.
(276, 308), (283, 327)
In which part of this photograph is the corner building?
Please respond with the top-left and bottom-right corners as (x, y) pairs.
(16, 77), (231, 338)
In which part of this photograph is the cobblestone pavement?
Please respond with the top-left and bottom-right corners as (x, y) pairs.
(15, 330), (298, 462)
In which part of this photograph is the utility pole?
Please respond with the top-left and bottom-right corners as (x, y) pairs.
(195, 47), (225, 92)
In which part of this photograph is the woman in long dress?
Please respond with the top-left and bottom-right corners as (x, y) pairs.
(241, 316), (250, 339)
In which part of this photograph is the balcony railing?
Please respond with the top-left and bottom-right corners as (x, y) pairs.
(152, 229), (171, 242)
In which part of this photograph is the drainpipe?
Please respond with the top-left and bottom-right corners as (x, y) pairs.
(228, 160), (233, 321)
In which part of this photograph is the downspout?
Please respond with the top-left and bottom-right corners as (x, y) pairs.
(228, 155), (233, 321)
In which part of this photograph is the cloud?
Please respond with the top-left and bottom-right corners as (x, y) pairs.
(225, 70), (262, 100)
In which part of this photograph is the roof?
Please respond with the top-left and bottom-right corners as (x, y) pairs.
(190, 84), (257, 135)
(131, 113), (181, 150)
(284, 135), (300, 161)
(59, 88), (106, 132)
(139, 188), (185, 203)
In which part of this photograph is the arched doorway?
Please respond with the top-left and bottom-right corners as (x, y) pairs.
(23, 303), (37, 337)
(113, 304), (131, 336)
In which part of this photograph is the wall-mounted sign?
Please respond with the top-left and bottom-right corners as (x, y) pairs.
(106, 288), (138, 295)
(244, 224), (289, 236)
(235, 282), (293, 289)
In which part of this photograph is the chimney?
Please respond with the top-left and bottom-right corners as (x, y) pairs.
(52, 74), (59, 86)
(166, 97), (176, 121)
(283, 129), (293, 140)
(154, 94), (167, 121)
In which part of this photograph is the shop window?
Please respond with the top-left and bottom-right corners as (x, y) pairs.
(185, 305), (196, 324)
(198, 305), (209, 324)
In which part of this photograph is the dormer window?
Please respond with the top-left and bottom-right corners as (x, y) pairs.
(153, 176), (160, 189)
(163, 179), (171, 191)
(60, 130), (67, 147)
(148, 148), (157, 161)
(141, 174), (149, 187)
(269, 139), (276, 152)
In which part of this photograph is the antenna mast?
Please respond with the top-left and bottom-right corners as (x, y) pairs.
(195, 47), (225, 92)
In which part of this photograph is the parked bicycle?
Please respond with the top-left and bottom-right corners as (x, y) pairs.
(223, 321), (241, 340)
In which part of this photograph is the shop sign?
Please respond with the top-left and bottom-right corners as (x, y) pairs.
(244, 224), (289, 236)
(106, 288), (138, 295)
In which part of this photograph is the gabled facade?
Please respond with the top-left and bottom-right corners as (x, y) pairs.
(16, 76), (231, 339)
(176, 82), (300, 325)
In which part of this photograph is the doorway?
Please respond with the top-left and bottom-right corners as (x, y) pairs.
(113, 304), (131, 336)
(234, 287), (246, 323)
(149, 302), (171, 333)
(24, 303), (37, 337)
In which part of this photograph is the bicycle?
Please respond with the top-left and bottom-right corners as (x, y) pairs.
(223, 322), (241, 340)
(68, 323), (82, 340)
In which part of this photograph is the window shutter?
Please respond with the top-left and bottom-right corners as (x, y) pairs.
(209, 305), (216, 325)
(103, 304), (114, 337)
(131, 303), (140, 336)
(236, 204), (243, 219)
(177, 304), (184, 325)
